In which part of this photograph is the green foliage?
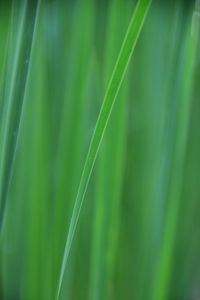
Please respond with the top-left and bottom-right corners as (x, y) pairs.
(0, 1), (199, 300)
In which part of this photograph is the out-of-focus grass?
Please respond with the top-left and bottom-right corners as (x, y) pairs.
(0, 0), (39, 233)
(0, 1), (200, 300)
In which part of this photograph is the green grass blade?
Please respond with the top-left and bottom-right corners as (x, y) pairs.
(0, 0), (40, 235)
(56, 0), (152, 298)
(89, 0), (131, 298)
(153, 6), (200, 300)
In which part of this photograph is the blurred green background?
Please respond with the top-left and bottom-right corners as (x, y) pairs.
(0, 0), (200, 299)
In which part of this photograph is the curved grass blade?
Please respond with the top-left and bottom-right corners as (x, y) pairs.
(0, 0), (40, 235)
(56, 0), (152, 298)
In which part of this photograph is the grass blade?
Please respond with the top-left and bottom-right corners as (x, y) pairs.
(0, 0), (40, 235)
(153, 6), (200, 300)
(89, 0), (131, 298)
(56, 0), (152, 298)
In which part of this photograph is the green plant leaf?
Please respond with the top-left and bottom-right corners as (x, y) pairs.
(153, 7), (200, 300)
(56, 0), (152, 298)
(0, 0), (40, 235)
